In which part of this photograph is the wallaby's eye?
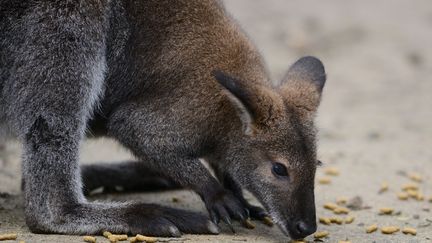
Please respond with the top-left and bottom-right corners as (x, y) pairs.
(272, 162), (288, 177)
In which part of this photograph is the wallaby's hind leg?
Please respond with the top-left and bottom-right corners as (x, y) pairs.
(5, 1), (217, 236)
(81, 161), (180, 195)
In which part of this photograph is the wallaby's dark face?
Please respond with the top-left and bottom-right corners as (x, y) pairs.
(215, 57), (326, 239)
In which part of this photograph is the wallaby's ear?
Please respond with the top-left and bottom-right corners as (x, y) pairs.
(213, 70), (283, 134)
(280, 56), (326, 113)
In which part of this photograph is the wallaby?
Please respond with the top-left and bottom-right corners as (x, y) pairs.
(0, 0), (326, 240)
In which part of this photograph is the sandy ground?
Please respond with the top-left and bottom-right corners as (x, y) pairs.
(1, 0), (432, 242)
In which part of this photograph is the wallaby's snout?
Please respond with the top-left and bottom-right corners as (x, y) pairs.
(215, 56), (326, 239)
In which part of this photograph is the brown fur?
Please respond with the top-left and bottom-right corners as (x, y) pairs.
(86, 0), (326, 239)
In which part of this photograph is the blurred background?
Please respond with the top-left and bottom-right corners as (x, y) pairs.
(1, 0), (431, 242)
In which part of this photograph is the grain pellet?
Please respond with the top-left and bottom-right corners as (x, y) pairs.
(333, 207), (350, 214)
(243, 218), (256, 229)
(366, 224), (378, 233)
(108, 234), (128, 242)
(381, 226), (399, 234)
(0, 233), (17, 241)
(129, 237), (137, 243)
(329, 217), (343, 224)
(319, 217), (331, 225)
(408, 173), (422, 183)
(103, 231), (113, 238)
(416, 192), (424, 201)
(345, 216), (355, 224)
(397, 192), (409, 200)
(407, 189), (419, 198)
(318, 177), (331, 184)
(83, 236), (97, 243)
(336, 196), (348, 205)
(324, 167), (340, 176)
(402, 227), (417, 235)
(429, 196), (432, 203)
(402, 183), (419, 191)
(314, 231), (329, 239)
(379, 207), (394, 215)
(263, 216), (274, 226)
(379, 182), (389, 193)
(324, 202), (338, 210)
(135, 234), (157, 243)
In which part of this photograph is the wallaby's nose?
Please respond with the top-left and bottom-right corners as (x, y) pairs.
(294, 221), (316, 239)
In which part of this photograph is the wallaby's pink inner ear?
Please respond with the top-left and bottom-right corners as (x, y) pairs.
(283, 56), (326, 93)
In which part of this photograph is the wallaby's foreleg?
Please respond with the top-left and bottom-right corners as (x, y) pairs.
(108, 103), (248, 231)
(81, 161), (180, 195)
(6, 2), (216, 236)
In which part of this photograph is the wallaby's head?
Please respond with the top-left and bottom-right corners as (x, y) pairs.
(214, 56), (326, 239)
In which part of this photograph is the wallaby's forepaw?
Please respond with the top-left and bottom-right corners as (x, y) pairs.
(204, 190), (248, 233)
(125, 205), (220, 236)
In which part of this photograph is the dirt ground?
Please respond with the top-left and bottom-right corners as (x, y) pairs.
(1, 0), (432, 242)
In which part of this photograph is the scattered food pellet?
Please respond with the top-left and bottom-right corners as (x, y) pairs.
(318, 177), (332, 184)
(336, 196), (348, 205)
(243, 218), (256, 229)
(314, 231), (329, 239)
(129, 237), (137, 243)
(381, 226), (400, 234)
(325, 167), (340, 176)
(263, 216), (274, 226)
(108, 234), (128, 242)
(407, 189), (419, 198)
(379, 182), (389, 193)
(0, 233), (17, 241)
(329, 217), (344, 224)
(324, 202), (338, 210)
(290, 240), (305, 243)
(319, 217), (331, 225)
(408, 173), (422, 183)
(402, 227), (417, 235)
(83, 236), (97, 243)
(379, 207), (394, 215)
(429, 197), (432, 203)
(333, 207), (350, 214)
(402, 183), (419, 191)
(366, 224), (378, 233)
(135, 234), (157, 243)
(416, 193), (425, 201)
(345, 216), (355, 224)
(103, 232), (113, 238)
(397, 192), (409, 200)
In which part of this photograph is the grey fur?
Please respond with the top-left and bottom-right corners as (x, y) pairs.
(0, 0), (326, 239)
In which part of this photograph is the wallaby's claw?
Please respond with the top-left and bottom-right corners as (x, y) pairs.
(222, 216), (235, 233)
(204, 190), (246, 233)
(247, 205), (269, 221)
